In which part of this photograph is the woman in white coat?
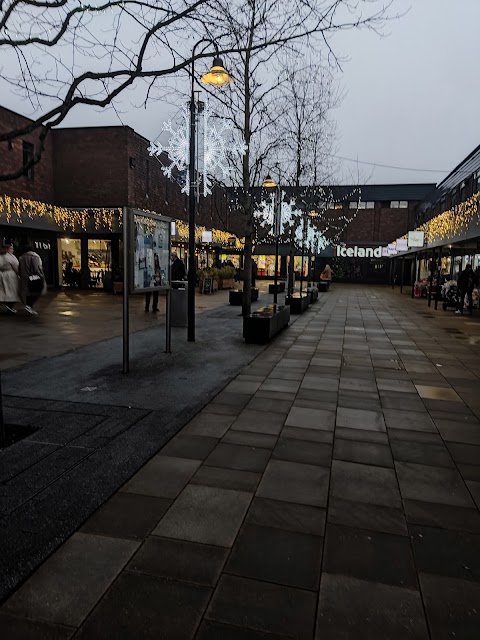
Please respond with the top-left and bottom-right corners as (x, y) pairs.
(0, 243), (21, 314)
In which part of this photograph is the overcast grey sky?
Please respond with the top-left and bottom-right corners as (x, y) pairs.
(2, 0), (479, 186)
(330, 0), (480, 184)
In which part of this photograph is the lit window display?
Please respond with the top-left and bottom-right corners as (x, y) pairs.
(256, 255), (280, 277)
(88, 239), (111, 288)
(58, 238), (81, 286)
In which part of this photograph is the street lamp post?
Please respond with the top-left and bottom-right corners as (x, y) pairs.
(262, 175), (281, 305)
(187, 43), (231, 342)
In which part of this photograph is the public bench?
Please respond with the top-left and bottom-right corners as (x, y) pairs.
(229, 288), (259, 305)
(285, 293), (310, 314)
(243, 304), (290, 344)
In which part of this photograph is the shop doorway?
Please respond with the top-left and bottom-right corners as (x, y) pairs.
(58, 238), (81, 286)
(88, 239), (112, 289)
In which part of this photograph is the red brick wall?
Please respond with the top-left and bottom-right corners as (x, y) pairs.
(322, 203), (417, 246)
(344, 209), (375, 244)
(378, 207), (411, 242)
(53, 126), (129, 207)
(0, 106), (54, 203)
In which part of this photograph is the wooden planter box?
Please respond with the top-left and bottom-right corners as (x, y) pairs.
(229, 288), (259, 305)
(285, 293), (309, 314)
(243, 304), (290, 344)
(219, 278), (235, 290)
(269, 282), (285, 294)
(307, 287), (319, 304)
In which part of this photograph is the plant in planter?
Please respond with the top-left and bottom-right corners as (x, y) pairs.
(217, 266), (236, 290)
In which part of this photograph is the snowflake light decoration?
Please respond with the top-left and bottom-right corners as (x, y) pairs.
(202, 102), (246, 196)
(148, 107), (189, 191)
(148, 102), (246, 197)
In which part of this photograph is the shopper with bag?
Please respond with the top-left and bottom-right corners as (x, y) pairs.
(19, 245), (46, 315)
(0, 242), (21, 314)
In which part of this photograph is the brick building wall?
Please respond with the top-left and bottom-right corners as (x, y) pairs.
(0, 106), (54, 203)
(53, 126), (129, 207)
(328, 202), (416, 246)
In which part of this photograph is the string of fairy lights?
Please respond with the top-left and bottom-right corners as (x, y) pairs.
(0, 195), (121, 231)
(416, 191), (480, 244)
(0, 195), (243, 248)
(5, 189), (479, 253)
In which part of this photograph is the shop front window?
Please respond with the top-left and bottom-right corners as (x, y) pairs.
(294, 256), (308, 277)
(88, 239), (112, 288)
(58, 238), (81, 286)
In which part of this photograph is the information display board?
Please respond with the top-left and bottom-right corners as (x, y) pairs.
(128, 209), (171, 293)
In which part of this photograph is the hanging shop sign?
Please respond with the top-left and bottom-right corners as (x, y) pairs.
(335, 245), (385, 258)
(202, 230), (213, 243)
(395, 238), (408, 252)
(408, 231), (425, 248)
(387, 243), (397, 256)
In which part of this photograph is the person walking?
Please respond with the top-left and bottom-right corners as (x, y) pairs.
(19, 245), (46, 315)
(456, 264), (478, 315)
(0, 242), (21, 314)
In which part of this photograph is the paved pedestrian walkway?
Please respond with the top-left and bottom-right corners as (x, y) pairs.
(1, 285), (480, 639)
(0, 284), (246, 370)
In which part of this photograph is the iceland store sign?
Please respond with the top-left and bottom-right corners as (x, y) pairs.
(335, 245), (384, 258)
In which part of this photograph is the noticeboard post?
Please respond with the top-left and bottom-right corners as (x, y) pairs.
(123, 208), (172, 373)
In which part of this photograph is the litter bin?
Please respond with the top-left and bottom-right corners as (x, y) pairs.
(171, 281), (188, 327)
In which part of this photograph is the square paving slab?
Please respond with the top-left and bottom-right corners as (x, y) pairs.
(126, 536), (228, 586)
(273, 437), (332, 467)
(316, 573), (428, 640)
(285, 407), (335, 431)
(415, 385), (462, 401)
(74, 572), (211, 640)
(410, 525), (480, 582)
(152, 484), (252, 547)
(121, 455), (201, 499)
(226, 524), (323, 590)
(246, 497), (326, 536)
(419, 572), (480, 640)
(257, 459), (330, 508)
(330, 460), (401, 508)
(80, 493), (171, 540)
(324, 523), (417, 588)
(206, 574), (316, 639)
(327, 497), (407, 536)
(395, 462), (475, 507)
(0, 614), (75, 640)
(333, 439), (393, 467)
(204, 443), (271, 473)
(3, 533), (139, 627)
(336, 407), (386, 432)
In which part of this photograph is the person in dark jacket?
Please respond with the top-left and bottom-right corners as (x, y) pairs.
(456, 264), (478, 315)
(171, 252), (186, 281)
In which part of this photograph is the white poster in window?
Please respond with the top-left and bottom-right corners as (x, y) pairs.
(396, 238), (408, 252)
(408, 231), (425, 248)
